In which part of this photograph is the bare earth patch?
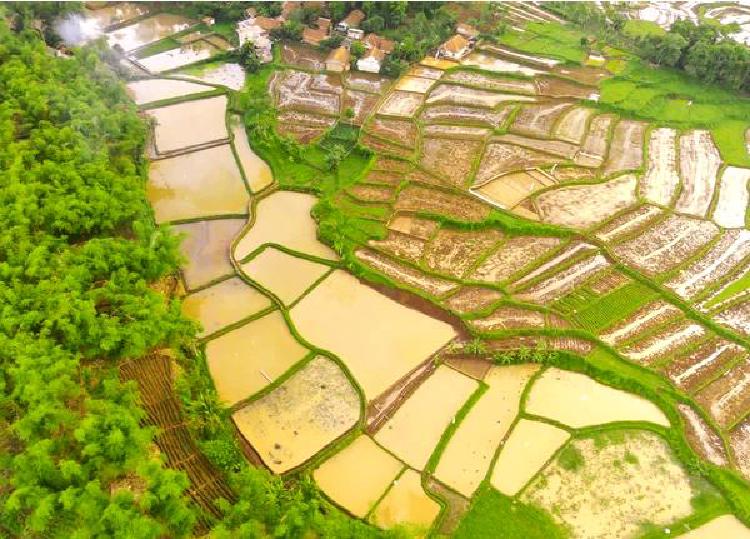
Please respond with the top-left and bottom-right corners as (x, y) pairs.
(554, 106), (594, 144)
(378, 91), (424, 118)
(368, 117), (418, 147)
(395, 185), (491, 222)
(475, 143), (560, 184)
(368, 230), (426, 263)
(603, 120), (646, 174)
(576, 114), (614, 166)
(516, 254), (610, 304)
(663, 339), (745, 392)
(511, 102), (572, 138)
(442, 70), (537, 94)
(424, 228), (503, 278)
(677, 404), (728, 466)
(420, 138), (484, 187)
(594, 205), (663, 243)
(675, 130), (722, 218)
(621, 320), (707, 365)
(714, 166), (750, 228)
(470, 236), (561, 283)
(600, 300), (682, 345)
(640, 128), (680, 206)
(443, 286), (504, 314)
(468, 306), (546, 332)
(421, 104), (510, 128)
(356, 248), (459, 297)
(426, 84), (535, 108)
(696, 358), (750, 428)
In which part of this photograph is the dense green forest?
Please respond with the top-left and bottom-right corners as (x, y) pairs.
(0, 9), (389, 538)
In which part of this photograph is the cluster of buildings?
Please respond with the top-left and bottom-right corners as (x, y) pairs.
(236, 3), (479, 73)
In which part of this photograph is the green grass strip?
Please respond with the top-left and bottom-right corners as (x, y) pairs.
(574, 281), (658, 332)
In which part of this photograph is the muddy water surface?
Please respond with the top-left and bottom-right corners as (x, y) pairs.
(230, 116), (273, 192)
(127, 78), (210, 105)
(146, 95), (228, 153)
(371, 469), (440, 533)
(139, 40), (219, 73)
(107, 13), (193, 52)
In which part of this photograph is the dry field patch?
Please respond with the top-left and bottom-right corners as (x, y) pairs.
(387, 214), (439, 240)
(378, 91), (424, 118)
(368, 117), (417, 148)
(553, 106), (594, 144)
(361, 134), (414, 159)
(536, 76), (599, 99)
(470, 236), (561, 283)
(611, 214), (719, 276)
(276, 110), (336, 127)
(443, 286), (503, 314)
(511, 242), (596, 289)
(280, 42), (327, 69)
(368, 230), (426, 263)
(493, 133), (579, 159)
(714, 167), (750, 228)
(526, 368), (669, 428)
(424, 228), (503, 278)
(206, 310), (308, 405)
(460, 51), (545, 76)
(600, 300), (682, 346)
(275, 70), (340, 116)
(370, 469), (440, 533)
(675, 130), (722, 218)
(475, 143), (560, 185)
(603, 120), (646, 174)
(375, 365), (477, 469)
(576, 114), (614, 167)
(342, 90), (380, 125)
(490, 419), (570, 496)
(345, 72), (391, 94)
(374, 156), (412, 173)
(395, 185), (491, 222)
(588, 269), (631, 295)
(314, 435), (403, 518)
(515, 254), (610, 303)
(240, 247), (330, 306)
(146, 95), (228, 153)
(511, 102), (572, 138)
(291, 270), (456, 400)
(174, 218), (245, 290)
(420, 105), (510, 128)
(523, 431), (695, 539)
(233, 356), (359, 474)
(234, 190), (337, 261)
(443, 70), (537, 94)
(731, 419), (750, 482)
(420, 138), (484, 187)
(420, 57), (459, 70)
(395, 76), (436, 94)
(663, 339), (745, 392)
(426, 84), (535, 108)
(467, 305), (546, 332)
(148, 144), (249, 223)
(423, 125), (491, 140)
(715, 299), (750, 337)
(127, 78), (210, 105)
(535, 174), (638, 230)
(482, 44), (561, 68)
(474, 171), (548, 210)
(640, 128), (680, 206)
(356, 248), (459, 297)
(435, 365), (540, 497)
(276, 123), (328, 144)
(594, 204), (663, 243)
(621, 320), (707, 365)
(697, 358), (750, 428)
(348, 184), (395, 203)
(181, 277), (271, 338)
(677, 404), (727, 466)
(409, 66), (443, 79)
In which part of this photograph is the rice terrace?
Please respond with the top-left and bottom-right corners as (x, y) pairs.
(6, 0), (750, 537)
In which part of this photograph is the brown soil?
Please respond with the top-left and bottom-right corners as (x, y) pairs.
(366, 359), (436, 433)
(420, 104), (511, 128)
(406, 168), (450, 188)
(276, 123), (327, 143)
(494, 133), (579, 160)
(468, 305), (546, 332)
(475, 143), (559, 184)
(621, 320), (707, 365)
(715, 300), (750, 338)
(603, 120), (646, 174)
(426, 84), (536, 108)
(549, 336), (594, 354)
(675, 130), (721, 218)
(600, 300), (682, 345)
(374, 156), (412, 173)
(277, 110), (338, 127)
(345, 72), (392, 94)
(276, 70), (340, 116)
(515, 254), (610, 303)
(423, 125), (491, 140)
(577, 114), (614, 165)
(553, 106), (594, 144)
(426, 478), (470, 536)
(593, 205), (664, 243)
(368, 117), (418, 147)
(443, 70), (537, 94)
(361, 134), (414, 159)
(696, 358), (750, 428)
(443, 286), (504, 314)
(424, 228), (504, 278)
(365, 170), (406, 186)
(348, 184), (395, 203)
(342, 90), (380, 125)
(356, 248), (459, 297)
(549, 166), (598, 182)
(588, 269), (631, 295)
(470, 236), (561, 283)
(420, 138), (484, 187)
(663, 339), (744, 393)
(387, 214), (439, 240)
(280, 42), (327, 70)
(377, 90), (424, 117)
(678, 404), (728, 466)
(395, 185), (491, 222)
(536, 76), (598, 98)
(368, 230), (426, 263)
(730, 418), (750, 481)
(510, 102), (572, 138)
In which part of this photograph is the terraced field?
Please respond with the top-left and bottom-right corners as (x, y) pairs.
(116, 4), (750, 537)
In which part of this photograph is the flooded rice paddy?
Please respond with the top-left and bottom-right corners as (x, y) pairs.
(370, 469), (440, 533)
(139, 40), (221, 73)
(146, 95), (228, 153)
(126, 78), (210, 105)
(107, 14), (193, 52)
(173, 219), (245, 290)
(230, 116), (273, 192)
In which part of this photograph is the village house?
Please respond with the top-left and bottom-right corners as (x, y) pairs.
(201, 16), (215, 27)
(236, 16), (279, 63)
(438, 33), (471, 60)
(356, 47), (385, 73)
(363, 33), (395, 54)
(347, 27), (364, 40)
(326, 45), (351, 72)
(335, 9), (365, 33)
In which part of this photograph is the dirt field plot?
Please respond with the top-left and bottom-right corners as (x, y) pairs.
(731, 419), (750, 482)
(594, 205), (663, 243)
(360, 134), (414, 159)
(395, 76), (435, 94)
(181, 277), (271, 338)
(468, 306), (546, 332)
(523, 431), (695, 539)
(276, 110), (337, 127)
(714, 167), (750, 228)
(716, 299), (750, 337)
(409, 65), (443, 79)
(612, 214), (719, 275)
(423, 125), (490, 140)
(233, 356), (359, 474)
(470, 236), (561, 283)
(146, 95), (228, 153)
(697, 358), (750, 428)
(443, 286), (503, 314)
(373, 156), (412, 173)
(107, 14), (193, 52)
(206, 310), (308, 405)
(490, 419), (569, 496)
(443, 70), (537, 93)
(234, 190), (337, 261)
(535, 174), (637, 230)
(474, 143), (560, 185)
(368, 230), (426, 263)
(666, 230), (750, 299)
(395, 185), (491, 222)
(576, 114), (614, 166)
(511, 102), (572, 138)
(139, 40), (221, 73)
(426, 84), (535, 108)
(640, 128), (680, 206)
(127, 78), (209, 105)
(600, 300), (682, 345)
(512, 242), (596, 289)
(675, 130), (722, 218)
(516, 254), (610, 303)
(664, 339), (745, 392)
(482, 44), (560, 67)
(345, 72), (391, 94)
(419, 138), (483, 187)
(342, 90), (379, 125)
(174, 219), (245, 290)
(370, 469), (440, 533)
(474, 171), (548, 210)
(276, 71), (340, 116)
(460, 51), (545, 76)
(368, 117), (417, 147)
(377, 91), (424, 117)
(622, 320), (707, 365)
(678, 404), (727, 465)
(435, 365), (539, 497)
(314, 435), (403, 518)
(240, 247), (330, 306)
(680, 515), (750, 538)
(493, 134), (579, 159)
(349, 184), (395, 203)
(309, 73), (343, 94)
(603, 120), (646, 174)
(552, 106), (594, 144)
(536, 76), (599, 99)
(526, 368), (668, 427)
(292, 270), (455, 400)
(375, 365), (477, 469)
(280, 42), (327, 70)
(424, 228), (503, 278)
(420, 105), (510, 128)
(276, 123), (328, 144)
(148, 144), (248, 223)
(356, 248), (458, 297)
(387, 214), (438, 240)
